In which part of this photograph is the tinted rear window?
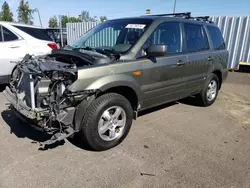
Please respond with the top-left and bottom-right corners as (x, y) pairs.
(13, 25), (53, 41)
(207, 26), (226, 50)
(184, 23), (210, 52)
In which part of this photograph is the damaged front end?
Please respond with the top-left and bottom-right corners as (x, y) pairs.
(4, 54), (98, 147)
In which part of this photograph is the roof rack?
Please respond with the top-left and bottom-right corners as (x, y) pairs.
(189, 16), (214, 23)
(143, 12), (214, 23)
(148, 12), (191, 18)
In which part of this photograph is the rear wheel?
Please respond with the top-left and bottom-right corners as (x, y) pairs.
(197, 73), (219, 106)
(79, 93), (133, 151)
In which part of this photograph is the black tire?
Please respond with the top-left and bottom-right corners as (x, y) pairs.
(197, 73), (219, 107)
(79, 93), (133, 151)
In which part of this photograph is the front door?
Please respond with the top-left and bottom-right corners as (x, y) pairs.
(0, 25), (27, 80)
(139, 22), (189, 110)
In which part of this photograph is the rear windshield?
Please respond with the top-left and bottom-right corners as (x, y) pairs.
(13, 25), (53, 41)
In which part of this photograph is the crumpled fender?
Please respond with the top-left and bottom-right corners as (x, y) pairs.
(71, 74), (143, 131)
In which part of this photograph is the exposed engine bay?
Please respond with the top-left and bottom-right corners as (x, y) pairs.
(4, 49), (119, 148)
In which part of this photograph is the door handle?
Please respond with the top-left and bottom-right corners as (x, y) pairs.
(9, 45), (20, 48)
(207, 56), (212, 62)
(176, 60), (185, 66)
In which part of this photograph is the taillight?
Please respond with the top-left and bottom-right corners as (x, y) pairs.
(47, 43), (58, 50)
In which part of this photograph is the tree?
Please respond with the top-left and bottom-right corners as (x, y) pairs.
(79, 11), (97, 22)
(100, 16), (108, 22)
(68, 16), (81, 23)
(60, 15), (68, 28)
(48, 16), (58, 28)
(59, 15), (81, 28)
(17, 0), (33, 25)
(58, 11), (104, 28)
(0, 1), (14, 21)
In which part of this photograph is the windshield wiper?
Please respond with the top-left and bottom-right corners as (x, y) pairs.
(70, 46), (120, 60)
(96, 48), (120, 60)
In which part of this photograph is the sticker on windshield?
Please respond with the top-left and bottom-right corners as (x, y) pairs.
(125, 24), (146, 29)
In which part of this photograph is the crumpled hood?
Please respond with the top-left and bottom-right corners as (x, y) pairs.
(18, 55), (78, 76)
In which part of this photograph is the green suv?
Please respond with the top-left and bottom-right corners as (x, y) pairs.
(4, 12), (228, 151)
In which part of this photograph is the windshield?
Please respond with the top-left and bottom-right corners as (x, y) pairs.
(68, 18), (153, 54)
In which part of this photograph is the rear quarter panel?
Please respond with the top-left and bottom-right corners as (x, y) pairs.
(26, 40), (52, 56)
(211, 49), (229, 82)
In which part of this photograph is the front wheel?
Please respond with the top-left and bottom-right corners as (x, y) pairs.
(79, 93), (133, 151)
(198, 73), (219, 106)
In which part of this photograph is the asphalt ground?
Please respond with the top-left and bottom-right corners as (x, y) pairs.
(0, 72), (249, 188)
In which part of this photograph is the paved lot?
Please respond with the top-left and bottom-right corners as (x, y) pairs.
(0, 72), (249, 188)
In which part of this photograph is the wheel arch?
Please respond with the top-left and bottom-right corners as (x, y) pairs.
(212, 70), (222, 90)
(99, 85), (139, 111)
(86, 74), (143, 102)
(73, 76), (142, 131)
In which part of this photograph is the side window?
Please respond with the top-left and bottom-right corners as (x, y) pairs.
(184, 23), (209, 52)
(2, 26), (18, 42)
(207, 26), (225, 50)
(148, 22), (182, 54)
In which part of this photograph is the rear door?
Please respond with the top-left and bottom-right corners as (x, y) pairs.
(0, 25), (27, 79)
(139, 22), (190, 109)
(183, 22), (212, 89)
(206, 25), (228, 69)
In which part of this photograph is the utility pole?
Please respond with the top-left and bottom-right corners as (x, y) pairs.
(33, 8), (42, 27)
(59, 15), (63, 48)
(173, 0), (177, 13)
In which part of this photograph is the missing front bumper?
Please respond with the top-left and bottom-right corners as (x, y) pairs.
(4, 86), (40, 120)
(4, 86), (77, 148)
(3, 86), (76, 130)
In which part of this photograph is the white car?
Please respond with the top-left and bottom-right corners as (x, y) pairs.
(0, 21), (58, 84)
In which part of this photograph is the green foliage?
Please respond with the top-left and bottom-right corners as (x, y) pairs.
(0, 1), (13, 21)
(48, 16), (58, 28)
(100, 16), (108, 22)
(60, 15), (68, 28)
(51, 10), (108, 28)
(17, 0), (33, 25)
(79, 11), (97, 22)
(68, 16), (81, 23)
(60, 15), (81, 28)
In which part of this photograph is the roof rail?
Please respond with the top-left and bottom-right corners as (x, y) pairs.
(144, 12), (191, 18)
(142, 12), (214, 23)
(189, 16), (214, 23)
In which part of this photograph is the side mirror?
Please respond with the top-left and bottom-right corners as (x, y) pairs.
(146, 44), (167, 57)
